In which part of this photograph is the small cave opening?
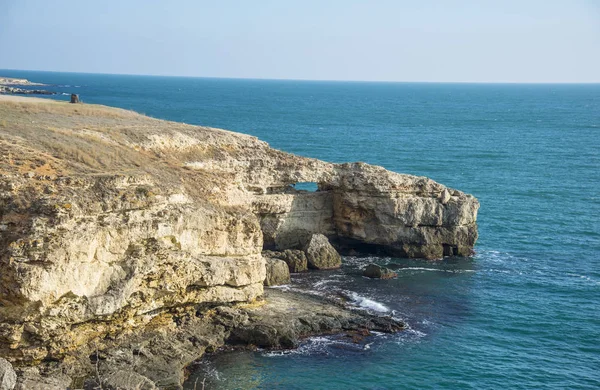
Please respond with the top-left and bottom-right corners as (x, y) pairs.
(443, 244), (459, 257)
(292, 182), (319, 192)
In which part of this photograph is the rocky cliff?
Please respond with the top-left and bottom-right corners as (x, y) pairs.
(0, 96), (478, 386)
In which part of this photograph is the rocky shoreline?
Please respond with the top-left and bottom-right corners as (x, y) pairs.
(1, 289), (404, 390)
(0, 77), (56, 95)
(0, 95), (479, 389)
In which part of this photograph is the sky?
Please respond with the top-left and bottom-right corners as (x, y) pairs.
(0, 0), (599, 83)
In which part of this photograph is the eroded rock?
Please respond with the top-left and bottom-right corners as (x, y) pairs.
(264, 258), (291, 286)
(263, 249), (308, 273)
(303, 233), (342, 270)
(362, 264), (398, 279)
(228, 289), (405, 349)
(0, 98), (478, 375)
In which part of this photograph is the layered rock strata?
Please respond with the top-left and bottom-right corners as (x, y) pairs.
(0, 97), (479, 382)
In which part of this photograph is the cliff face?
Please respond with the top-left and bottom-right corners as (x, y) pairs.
(0, 97), (478, 364)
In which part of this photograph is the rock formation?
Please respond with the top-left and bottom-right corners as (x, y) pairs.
(0, 86), (55, 95)
(263, 249), (308, 273)
(303, 233), (342, 269)
(0, 96), (478, 387)
(362, 263), (398, 279)
(0, 77), (55, 96)
(264, 258), (290, 286)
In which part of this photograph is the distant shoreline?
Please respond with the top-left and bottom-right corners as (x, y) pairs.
(0, 76), (56, 95)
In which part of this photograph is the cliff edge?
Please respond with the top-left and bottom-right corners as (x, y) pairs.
(0, 96), (478, 386)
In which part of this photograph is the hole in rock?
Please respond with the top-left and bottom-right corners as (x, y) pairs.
(292, 182), (318, 192)
(443, 244), (458, 257)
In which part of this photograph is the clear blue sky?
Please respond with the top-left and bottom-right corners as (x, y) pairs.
(1, 0), (599, 82)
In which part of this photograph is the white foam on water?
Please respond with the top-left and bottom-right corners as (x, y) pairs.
(568, 273), (600, 286)
(190, 359), (222, 383)
(407, 328), (427, 338)
(348, 292), (389, 313)
(263, 336), (344, 357)
(313, 279), (334, 289)
(267, 284), (291, 291)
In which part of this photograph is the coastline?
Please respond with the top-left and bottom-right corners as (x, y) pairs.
(0, 76), (56, 96)
(0, 91), (478, 389)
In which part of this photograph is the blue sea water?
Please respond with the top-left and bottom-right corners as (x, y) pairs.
(2, 70), (599, 389)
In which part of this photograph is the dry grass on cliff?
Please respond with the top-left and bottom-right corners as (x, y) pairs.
(0, 96), (141, 119)
(0, 97), (245, 202)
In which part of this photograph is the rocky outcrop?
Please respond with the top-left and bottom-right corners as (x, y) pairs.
(0, 78), (55, 95)
(263, 250), (308, 273)
(0, 86), (56, 95)
(244, 162), (478, 260)
(0, 78), (46, 86)
(362, 264), (398, 279)
(264, 258), (290, 286)
(227, 290), (404, 349)
(0, 97), (478, 386)
(303, 233), (341, 270)
(327, 163), (479, 259)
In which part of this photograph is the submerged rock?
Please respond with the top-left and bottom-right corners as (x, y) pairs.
(264, 257), (291, 286)
(303, 233), (342, 270)
(362, 264), (398, 279)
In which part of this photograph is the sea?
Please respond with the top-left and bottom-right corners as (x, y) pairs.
(1, 70), (599, 389)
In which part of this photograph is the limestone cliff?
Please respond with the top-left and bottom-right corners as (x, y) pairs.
(0, 96), (478, 366)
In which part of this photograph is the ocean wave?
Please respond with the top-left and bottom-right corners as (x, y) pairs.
(267, 284), (291, 291)
(263, 336), (347, 357)
(393, 327), (427, 346)
(347, 292), (389, 313)
(312, 279), (335, 289)
(405, 328), (427, 338)
(567, 273), (600, 286)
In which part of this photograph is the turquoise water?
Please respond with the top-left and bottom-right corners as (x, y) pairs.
(2, 70), (599, 389)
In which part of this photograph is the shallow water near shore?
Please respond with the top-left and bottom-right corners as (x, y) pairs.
(2, 70), (599, 389)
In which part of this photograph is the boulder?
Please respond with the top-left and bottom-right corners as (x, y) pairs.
(303, 234), (341, 270)
(264, 258), (291, 286)
(362, 264), (397, 279)
(0, 358), (16, 390)
(263, 250), (308, 273)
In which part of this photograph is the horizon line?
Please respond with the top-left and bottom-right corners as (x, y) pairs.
(1, 67), (599, 85)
